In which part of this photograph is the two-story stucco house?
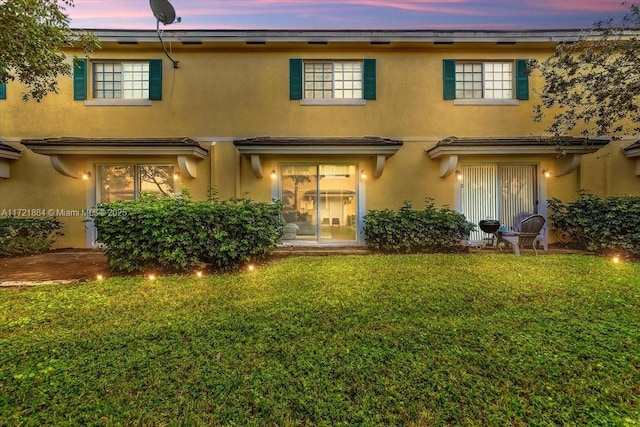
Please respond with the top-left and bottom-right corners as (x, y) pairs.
(0, 29), (638, 248)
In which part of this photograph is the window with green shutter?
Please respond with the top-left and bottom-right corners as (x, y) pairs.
(291, 58), (376, 102)
(75, 59), (162, 101)
(443, 58), (529, 101)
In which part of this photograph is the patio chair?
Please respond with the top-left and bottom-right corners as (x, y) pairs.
(501, 214), (546, 255)
(512, 211), (548, 251)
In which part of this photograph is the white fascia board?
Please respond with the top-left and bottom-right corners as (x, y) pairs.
(27, 145), (208, 159)
(83, 29), (596, 45)
(0, 148), (22, 161)
(235, 144), (401, 156)
(426, 144), (601, 159)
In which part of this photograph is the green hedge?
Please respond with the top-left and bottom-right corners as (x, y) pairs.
(0, 217), (63, 257)
(548, 192), (640, 257)
(363, 200), (475, 253)
(92, 195), (284, 273)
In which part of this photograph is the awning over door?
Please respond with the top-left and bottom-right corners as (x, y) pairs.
(426, 136), (609, 178)
(233, 136), (403, 178)
(21, 137), (208, 179)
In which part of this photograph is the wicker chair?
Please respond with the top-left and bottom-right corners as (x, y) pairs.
(501, 214), (546, 255)
(513, 211), (548, 251)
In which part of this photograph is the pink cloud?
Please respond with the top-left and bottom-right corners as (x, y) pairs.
(535, 0), (628, 12)
(65, 0), (631, 30)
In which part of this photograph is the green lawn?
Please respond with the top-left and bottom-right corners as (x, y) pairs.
(1, 254), (639, 426)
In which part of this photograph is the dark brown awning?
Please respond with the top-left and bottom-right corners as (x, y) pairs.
(234, 136), (403, 178)
(21, 137), (208, 179)
(426, 136), (609, 178)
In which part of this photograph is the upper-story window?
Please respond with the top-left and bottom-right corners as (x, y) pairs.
(290, 58), (376, 104)
(93, 62), (150, 100)
(304, 61), (363, 99)
(443, 59), (529, 103)
(73, 59), (163, 104)
(456, 62), (512, 99)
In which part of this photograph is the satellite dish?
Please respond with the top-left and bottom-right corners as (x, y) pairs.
(149, 0), (181, 68)
(150, 0), (177, 25)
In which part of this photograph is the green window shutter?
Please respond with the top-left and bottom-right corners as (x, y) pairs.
(73, 58), (87, 101)
(149, 59), (163, 100)
(289, 58), (303, 100)
(443, 59), (456, 100)
(363, 58), (376, 100)
(515, 59), (529, 100)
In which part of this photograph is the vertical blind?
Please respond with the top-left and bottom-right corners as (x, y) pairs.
(461, 164), (537, 240)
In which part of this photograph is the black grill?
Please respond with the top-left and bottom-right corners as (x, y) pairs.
(479, 219), (500, 234)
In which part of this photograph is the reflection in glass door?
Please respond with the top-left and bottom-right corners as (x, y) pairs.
(281, 164), (357, 243)
(281, 165), (318, 242)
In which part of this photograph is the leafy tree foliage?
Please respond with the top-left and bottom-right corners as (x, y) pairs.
(0, 0), (99, 101)
(533, 3), (640, 138)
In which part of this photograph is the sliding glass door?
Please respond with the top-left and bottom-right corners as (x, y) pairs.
(281, 164), (357, 243)
(461, 164), (538, 240)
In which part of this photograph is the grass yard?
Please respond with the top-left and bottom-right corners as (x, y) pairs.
(1, 253), (639, 426)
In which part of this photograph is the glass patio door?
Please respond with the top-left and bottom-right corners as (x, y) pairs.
(461, 164), (538, 240)
(281, 164), (357, 243)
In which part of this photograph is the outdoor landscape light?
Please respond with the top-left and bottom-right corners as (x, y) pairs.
(196, 271), (203, 277)
(612, 255), (621, 263)
(542, 169), (551, 178)
(96, 274), (104, 281)
(148, 273), (157, 281)
(247, 264), (255, 271)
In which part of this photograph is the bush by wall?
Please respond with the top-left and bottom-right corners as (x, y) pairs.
(92, 194), (284, 272)
(548, 192), (640, 257)
(363, 199), (475, 253)
(0, 217), (63, 257)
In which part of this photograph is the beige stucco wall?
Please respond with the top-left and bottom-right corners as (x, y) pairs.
(1, 37), (638, 248)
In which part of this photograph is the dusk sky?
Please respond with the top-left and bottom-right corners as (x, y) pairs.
(65, 0), (630, 31)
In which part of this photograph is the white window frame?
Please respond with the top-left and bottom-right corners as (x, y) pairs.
(88, 61), (152, 106)
(301, 60), (366, 106)
(453, 61), (518, 106)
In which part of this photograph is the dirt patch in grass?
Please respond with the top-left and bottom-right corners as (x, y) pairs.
(0, 249), (108, 283)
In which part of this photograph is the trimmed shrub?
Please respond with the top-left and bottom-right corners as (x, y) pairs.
(0, 217), (63, 257)
(363, 199), (475, 253)
(92, 194), (284, 272)
(548, 192), (640, 257)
